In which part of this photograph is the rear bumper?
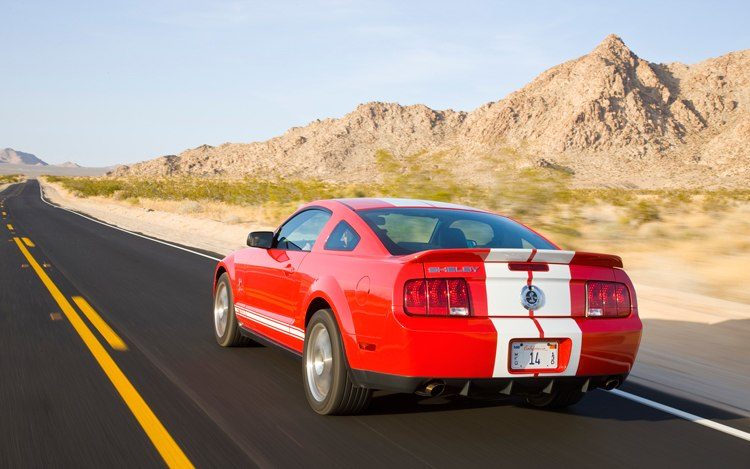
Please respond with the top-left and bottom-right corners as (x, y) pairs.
(349, 369), (628, 395)
(350, 314), (642, 381)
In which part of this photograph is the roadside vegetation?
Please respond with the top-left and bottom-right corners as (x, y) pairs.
(0, 174), (22, 184)
(44, 152), (750, 302)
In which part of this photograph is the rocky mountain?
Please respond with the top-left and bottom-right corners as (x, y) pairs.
(0, 148), (48, 166)
(112, 35), (750, 188)
(55, 161), (81, 168)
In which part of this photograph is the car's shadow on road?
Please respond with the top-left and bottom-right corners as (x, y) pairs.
(360, 387), (749, 426)
(363, 392), (519, 415)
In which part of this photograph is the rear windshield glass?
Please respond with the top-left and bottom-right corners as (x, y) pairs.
(358, 208), (556, 255)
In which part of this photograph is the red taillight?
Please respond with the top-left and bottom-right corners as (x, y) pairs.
(404, 278), (471, 316)
(447, 279), (469, 316)
(586, 281), (631, 317)
(427, 279), (449, 315)
(404, 279), (427, 315)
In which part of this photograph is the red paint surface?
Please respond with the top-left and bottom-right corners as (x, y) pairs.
(214, 198), (642, 379)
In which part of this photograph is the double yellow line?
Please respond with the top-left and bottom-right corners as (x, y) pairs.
(13, 237), (193, 468)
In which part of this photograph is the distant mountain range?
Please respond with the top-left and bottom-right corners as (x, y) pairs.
(0, 148), (115, 176)
(0, 148), (48, 166)
(56, 161), (81, 168)
(88, 35), (750, 187)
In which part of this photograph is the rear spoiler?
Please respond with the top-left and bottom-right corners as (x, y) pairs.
(400, 248), (623, 268)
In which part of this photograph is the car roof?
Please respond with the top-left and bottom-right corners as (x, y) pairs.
(324, 198), (485, 212)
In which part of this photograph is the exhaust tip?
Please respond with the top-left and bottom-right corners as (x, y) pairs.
(603, 378), (620, 390)
(417, 380), (446, 397)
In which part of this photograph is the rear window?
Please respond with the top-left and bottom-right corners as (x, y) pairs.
(358, 208), (556, 255)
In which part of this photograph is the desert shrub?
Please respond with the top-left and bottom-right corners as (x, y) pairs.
(177, 201), (202, 214)
(491, 168), (573, 221)
(666, 190), (693, 206)
(0, 174), (22, 184)
(702, 192), (731, 213)
(624, 200), (661, 225)
(48, 177), (125, 197)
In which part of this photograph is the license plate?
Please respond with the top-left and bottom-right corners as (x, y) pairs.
(510, 341), (559, 370)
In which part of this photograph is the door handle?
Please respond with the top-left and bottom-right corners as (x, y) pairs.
(282, 264), (295, 275)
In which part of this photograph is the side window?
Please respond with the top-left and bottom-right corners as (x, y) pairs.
(275, 209), (331, 252)
(324, 221), (361, 251)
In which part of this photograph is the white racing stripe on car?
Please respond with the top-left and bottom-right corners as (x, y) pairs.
(485, 249), (535, 262)
(484, 249), (575, 263)
(421, 200), (478, 210)
(486, 250), (580, 376)
(535, 318), (582, 376)
(484, 263), (529, 316)
(489, 318), (583, 377)
(528, 264), (572, 317)
(484, 263), (572, 316)
(531, 250), (575, 264)
(490, 318), (541, 378)
(376, 198), (433, 207)
(235, 304), (305, 340)
(375, 198), (479, 210)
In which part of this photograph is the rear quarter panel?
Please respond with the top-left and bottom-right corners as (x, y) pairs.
(295, 206), (399, 368)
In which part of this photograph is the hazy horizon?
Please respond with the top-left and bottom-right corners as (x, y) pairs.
(2, 0), (749, 166)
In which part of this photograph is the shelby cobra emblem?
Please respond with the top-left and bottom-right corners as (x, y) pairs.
(521, 285), (545, 310)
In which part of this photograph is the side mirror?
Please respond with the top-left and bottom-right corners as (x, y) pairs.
(247, 231), (274, 248)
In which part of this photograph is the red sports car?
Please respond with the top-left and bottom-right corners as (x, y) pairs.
(212, 198), (642, 415)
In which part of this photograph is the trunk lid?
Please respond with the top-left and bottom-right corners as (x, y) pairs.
(401, 248), (621, 317)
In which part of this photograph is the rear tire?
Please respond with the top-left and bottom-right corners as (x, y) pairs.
(303, 309), (371, 415)
(213, 273), (252, 347)
(524, 384), (584, 409)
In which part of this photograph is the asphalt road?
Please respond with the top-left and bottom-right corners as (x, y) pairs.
(1, 179), (749, 468)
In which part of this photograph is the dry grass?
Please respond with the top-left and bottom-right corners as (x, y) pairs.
(42, 155), (750, 303)
(0, 174), (22, 184)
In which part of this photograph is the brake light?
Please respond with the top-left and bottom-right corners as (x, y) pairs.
(404, 279), (427, 315)
(586, 281), (631, 317)
(404, 278), (471, 316)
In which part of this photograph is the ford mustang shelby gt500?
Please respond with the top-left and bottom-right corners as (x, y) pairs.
(212, 198), (642, 415)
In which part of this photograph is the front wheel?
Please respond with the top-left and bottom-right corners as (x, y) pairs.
(303, 309), (371, 415)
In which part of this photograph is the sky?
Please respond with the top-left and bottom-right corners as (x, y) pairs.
(2, 0), (749, 166)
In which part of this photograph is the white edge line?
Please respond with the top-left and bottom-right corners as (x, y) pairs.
(609, 389), (750, 443)
(38, 182), (222, 262)
(33, 181), (750, 443)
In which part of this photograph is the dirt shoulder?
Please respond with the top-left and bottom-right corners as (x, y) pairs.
(39, 179), (750, 415)
(41, 179), (265, 256)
